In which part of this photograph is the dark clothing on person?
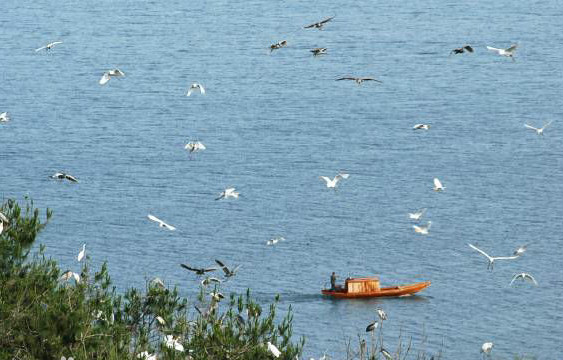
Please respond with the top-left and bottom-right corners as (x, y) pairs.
(330, 272), (337, 290)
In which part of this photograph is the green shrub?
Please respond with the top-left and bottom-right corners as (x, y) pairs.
(0, 199), (304, 359)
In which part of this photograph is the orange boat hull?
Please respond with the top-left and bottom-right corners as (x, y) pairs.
(321, 281), (431, 299)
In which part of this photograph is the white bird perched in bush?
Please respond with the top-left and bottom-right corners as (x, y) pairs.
(164, 335), (184, 352)
(267, 342), (281, 358)
(77, 244), (86, 262)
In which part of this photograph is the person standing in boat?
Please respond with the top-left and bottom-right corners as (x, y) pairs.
(330, 272), (337, 290)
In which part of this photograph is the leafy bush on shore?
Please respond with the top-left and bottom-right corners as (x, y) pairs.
(0, 199), (304, 359)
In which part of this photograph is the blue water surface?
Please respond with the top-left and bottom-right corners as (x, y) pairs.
(1, 0), (562, 358)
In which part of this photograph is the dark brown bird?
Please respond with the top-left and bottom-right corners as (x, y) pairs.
(336, 77), (382, 85)
(215, 259), (241, 278)
(180, 264), (217, 275)
(450, 45), (474, 55)
(270, 40), (288, 52)
(304, 16), (335, 30)
(310, 48), (327, 56)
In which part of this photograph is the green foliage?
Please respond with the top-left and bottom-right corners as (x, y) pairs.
(0, 199), (304, 359)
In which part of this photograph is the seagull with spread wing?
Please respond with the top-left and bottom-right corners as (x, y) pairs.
(413, 221), (431, 235)
(99, 69), (125, 85)
(433, 178), (445, 191)
(468, 243), (520, 270)
(0, 112), (10, 123)
(524, 121), (552, 136)
(336, 77), (382, 85)
(35, 41), (63, 52)
(510, 272), (538, 286)
(147, 214), (176, 231)
(215, 187), (239, 200)
(487, 44), (518, 60)
(409, 208), (427, 221)
(320, 173), (349, 189)
(304, 16), (335, 30)
(187, 83), (205, 96)
(51, 172), (79, 183)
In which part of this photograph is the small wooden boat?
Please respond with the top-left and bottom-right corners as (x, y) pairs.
(321, 276), (430, 299)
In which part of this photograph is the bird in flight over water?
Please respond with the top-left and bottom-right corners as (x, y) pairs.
(304, 16), (335, 30)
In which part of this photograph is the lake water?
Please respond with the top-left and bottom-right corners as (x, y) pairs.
(1, 0), (562, 358)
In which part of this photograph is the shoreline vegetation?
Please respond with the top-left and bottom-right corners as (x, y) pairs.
(0, 199), (533, 359)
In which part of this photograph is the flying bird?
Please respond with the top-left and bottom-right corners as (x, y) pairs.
(267, 342), (281, 358)
(215, 259), (241, 278)
(510, 272), (538, 286)
(215, 187), (239, 200)
(513, 245), (527, 256)
(450, 45), (474, 55)
(433, 178), (445, 191)
(310, 48), (327, 56)
(180, 263), (217, 275)
(413, 221), (431, 235)
(487, 44), (518, 60)
(336, 77), (382, 85)
(201, 277), (222, 286)
(270, 40), (287, 52)
(0, 112), (10, 122)
(413, 124), (430, 130)
(185, 141), (206, 153)
(408, 208), (427, 221)
(77, 244), (86, 262)
(319, 173), (349, 189)
(267, 236), (285, 246)
(304, 16), (335, 30)
(35, 41), (63, 52)
(468, 243), (520, 270)
(187, 83), (205, 96)
(147, 214), (176, 231)
(524, 121), (552, 136)
(51, 172), (79, 183)
(99, 69), (125, 85)
(481, 342), (494, 355)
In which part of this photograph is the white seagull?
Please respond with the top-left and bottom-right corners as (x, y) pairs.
(51, 172), (79, 183)
(513, 244), (527, 256)
(187, 83), (205, 96)
(147, 214), (176, 231)
(481, 342), (494, 354)
(319, 173), (349, 189)
(35, 41), (63, 52)
(137, 352), (157, 360)
(267, 342), (281, 358)
(0, 211), (8, 235)
(413, 221), (431, 235)
(77, 244), (86, 262)
(99, 69), (125, 85)
(524, 121), (552, 136)
(164, 335), (184, 352)
(433, 178), (445, 191)
(0, 112), (10, 122)
(185, 141), (206, 153)
(510, 272), (538, 286)
(215, 187), (239, 200)
(487, 44), (518, 60)
(413, 124), (430, 130)
(408, 208), (426, 221)
(267, 236), (285, 246)
(468, 243), (520, 270)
